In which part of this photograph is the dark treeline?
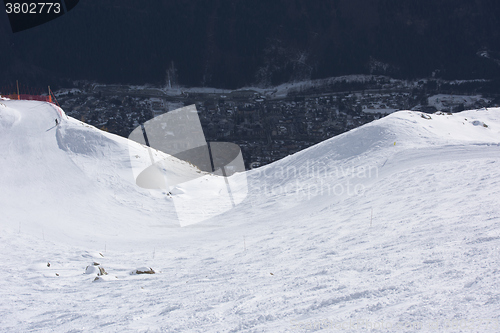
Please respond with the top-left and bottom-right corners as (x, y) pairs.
(1, 0), (500, 89)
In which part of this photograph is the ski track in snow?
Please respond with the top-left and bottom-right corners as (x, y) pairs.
(0, 100), (500, 332)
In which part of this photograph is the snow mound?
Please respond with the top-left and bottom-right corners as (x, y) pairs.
(0, 100), (206, 246)
(0, 103), (21, 128)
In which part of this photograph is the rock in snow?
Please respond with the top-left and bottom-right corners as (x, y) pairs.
(131, 267), (156, 275)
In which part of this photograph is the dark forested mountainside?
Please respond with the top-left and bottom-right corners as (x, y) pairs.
(1, 0), (500, 89)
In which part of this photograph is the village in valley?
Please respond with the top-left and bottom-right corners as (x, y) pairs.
(54, 76), (497, 169)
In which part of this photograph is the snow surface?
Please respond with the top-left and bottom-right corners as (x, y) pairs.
(1, 100), (500, 332)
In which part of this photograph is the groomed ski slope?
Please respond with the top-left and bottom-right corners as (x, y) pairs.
(1, 100), (500, 332)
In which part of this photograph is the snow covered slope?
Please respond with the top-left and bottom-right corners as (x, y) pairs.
(1, 100), (500, 332)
